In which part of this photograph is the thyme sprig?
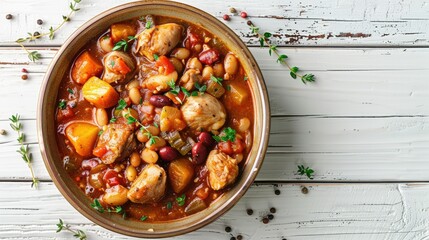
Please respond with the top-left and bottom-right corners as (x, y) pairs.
(112, 36), (137, 52)
(56, 219), (87, 240)
(15, 0), (82, 62)
(249, 22), (315, 84)
(297, 165), (314, 179)
(9, 114), (39, 188)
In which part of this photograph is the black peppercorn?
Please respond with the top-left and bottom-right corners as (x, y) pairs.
(262, 217), (269, 224)
(246, 208), (253, 215)
(225, 226), (232, 232)
(274, 189), (281, 195)
(37, 19), (43, 25)
(247, 20), (252, 26)
(270, 207), (276, 213)
(229, 7), (237, 13)
(230, 237), (236, 240)
(6, 14), (12, 20)
(301, 186), (309, 194)
(237, 235), (243, 240)
(268, 214), (274, 220)
(33, 31), (40, 37)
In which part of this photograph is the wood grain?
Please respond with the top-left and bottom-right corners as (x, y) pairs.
(1, 182), (429, 240)
(0, 0), (428, 47)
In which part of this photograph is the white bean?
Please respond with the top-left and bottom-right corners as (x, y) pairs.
(129, 87), (142, 105)
(95, 108), (108, 126)
(171, 48), (191, 60)
(224, 53), (239, 75)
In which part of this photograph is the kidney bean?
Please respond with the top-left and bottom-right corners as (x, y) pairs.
(159, 146), (179, 161)
(198, 132), (216, 148)
(149, 95), (172, 108)
(192, 142), (209, 165)
(198, 49), (220, 65)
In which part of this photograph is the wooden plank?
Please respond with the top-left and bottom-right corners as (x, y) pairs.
(0, 0), (429, 47)
(3, 116), (429, 182)
(1, 47), (429, 120)
(1, 182), (429, 239)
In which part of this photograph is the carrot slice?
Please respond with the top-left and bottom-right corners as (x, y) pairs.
(71, 51), (103, 84)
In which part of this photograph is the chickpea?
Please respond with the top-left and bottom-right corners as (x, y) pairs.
(213, 63), (225, 77)
(129, 87), (142, 105)
(146, 125), (160, 136)
(99, 35), (113, 52)
(137, 130), (149, 143)
(130, 152), (141, 167)
(202, 66), (214, 80)
(235, 153), (244, 163)
(146, 137), (166, 150)
(187, 57), (203, 72)
(126, 165), (137, 182)
(169, 57), (184, 73)
(171, 48), (191, 60)
(194, 44), (202, 53)
(224, 53), (239, 75)
(95, 108), (108, 126)
(141, 148), (159, 163)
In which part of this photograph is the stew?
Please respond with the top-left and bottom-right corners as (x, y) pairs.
(55, 15), (254, 222)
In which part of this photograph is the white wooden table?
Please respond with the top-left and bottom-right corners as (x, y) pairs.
(1, 0), (429, 239)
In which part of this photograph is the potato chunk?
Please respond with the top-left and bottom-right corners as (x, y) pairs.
(102, 185), (129, 206)
(168, 158), (194, 193)
(65, 122), (99, 157)
(71, 51), (103, 85)
(82, 77), (119, 108)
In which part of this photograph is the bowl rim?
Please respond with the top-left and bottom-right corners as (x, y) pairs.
(37, 0), (270, 238)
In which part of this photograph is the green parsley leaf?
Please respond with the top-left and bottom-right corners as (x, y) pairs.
(116, 99), (127, 110)
(58, 100), (67, 110)
(176, 194), (186, 206)
(213, 127), (236, 142)
(115, 206), (123, 213)
(90, 199), (104, 213)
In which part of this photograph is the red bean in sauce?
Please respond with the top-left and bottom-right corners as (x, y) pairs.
(159, 146), (179, 161)
(192, 142), (209, 165)
(149, 95), (172, 108)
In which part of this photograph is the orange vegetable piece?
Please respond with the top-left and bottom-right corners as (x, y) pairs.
(65, 122), (99, 157)
(112, 57), (131, 75)
(82, 77), (119, 108)
(71, 51), (103, 84)
(168, 158), (194, 193)
(155, 56), (175, 75)
(110, 23), (137, 43)
(160, 106), (186, 132)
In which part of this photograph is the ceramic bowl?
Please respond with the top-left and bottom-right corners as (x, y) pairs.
(38, 1), (270, 237)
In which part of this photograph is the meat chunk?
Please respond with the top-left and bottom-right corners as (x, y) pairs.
(127, 164), (167, 204)
(136, 23), (184, 60)
(95, 123), (136, 164)
(144, 70), (178, 93)
(179, 69), (202, 91)
(180, 93), (226, 132)
(102, 51), (135, 84)
(206, 150), (239, 190)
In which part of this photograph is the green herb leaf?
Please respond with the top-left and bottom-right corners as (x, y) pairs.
(214, 127), (236, 142)
(69, 2), (80, 11)
(112, 39), (128, 51)
(225, 85), (231, 91)
(301, 74), (315, 84)
(297, 165), (314, 179)
(259, 37), (264, 47)
(291, 66), (299, 73)
(290, 72), (297, 79)
(264, 32), (272, 38)
(109, 117), (117, 123)
(91, 199), (104, 213)
(140, 215), (148, 221)
(49, 26), (55, 40)
(28, 51), (41, 62)
(153, 54), (159, 61)
(67, 88), (74, 94)
(243, 75), (248, 81)
(167, 201), (173, 209)
(276, 54), (288, 63)
(176, 194), (186, 206)
(116, 99), (127, 110)
(181, 87), (190, 97)
(58, 100), (67, 110)
(98, 130), (104, 136)
(210, 75), (223, 85)
(127, 36), (137, 40)
(145, 20), (152, 29)
(62, 15), (70, 22)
